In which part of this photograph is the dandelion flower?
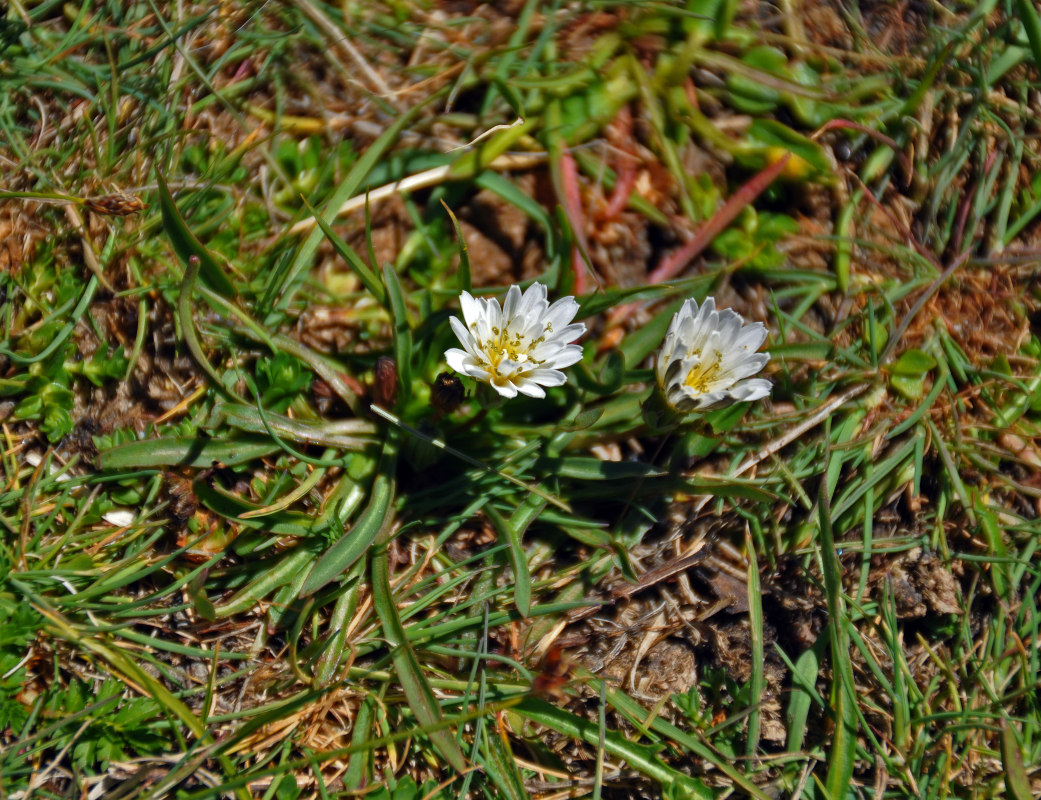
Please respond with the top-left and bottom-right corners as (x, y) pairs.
(445, 282), (586, 399)
(655, 297), (771, 412)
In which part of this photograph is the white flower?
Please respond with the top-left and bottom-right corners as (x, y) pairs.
(445, 282), (586, 399)
(656, 297), (771, 412)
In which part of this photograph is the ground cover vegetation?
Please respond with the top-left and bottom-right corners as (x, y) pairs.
(1, 0), (1040, 797)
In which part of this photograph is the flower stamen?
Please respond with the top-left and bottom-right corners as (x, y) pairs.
(445, 283), (585, 400)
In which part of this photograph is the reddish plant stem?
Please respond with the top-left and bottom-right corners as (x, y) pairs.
(559, 148), (589, 294)
(647, 152), (792, 284)
(600, 105), (639, 222)
(602, 158), (638, 222)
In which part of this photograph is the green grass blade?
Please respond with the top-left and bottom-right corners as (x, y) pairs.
(303, 195), (386, 305)
(513, 696), (689, 791)
(277, 96), (437, 310)
(440, 199), (471, 293)
(98, 435), (280, 469)
(603, 685), (772, 800)
(818, 438), (858, 797)
(156, 170), (236, 296)
(214, 546), (319, 617)
(1001, 718), (1033, 800)
(480, 720), (528, 800)
(745, 527), (764, 757)
(300, 440), (396, 598)
(382, 263), (413, 404)
(485, 495), (545, 618)
(1014, 0), (1041, 74)
(371, 539), (468, 773)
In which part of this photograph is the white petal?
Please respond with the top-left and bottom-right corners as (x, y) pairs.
(458, 291), (481, 329)
(514, 379), (547, 398)
(696, 296), (716, 323)
(680, 388), (729, 409)
(103, 509), (135, 527)
(544, 296), (580, 332)
(715, 309), (744, 348)
(729, 379), (772, 402)
(734, 323), (768, 353)
(502, 284), (522, 323)
(448, 317), (480, 356)
(445, 348), (471, 373)
(517, 282), (548, 321)
(465, 365), (493, 381)
(718, 352), (770, 384)
(478, 296), (501, 342)
(490, 378), (518, 398)
(527, 368), (567, 387)
(542, 343), (583, 369)
(544, 321), (586, 345)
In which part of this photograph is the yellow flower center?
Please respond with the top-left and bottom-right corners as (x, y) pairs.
(473, 324), (546, 371)
(684, 356), (721, 395)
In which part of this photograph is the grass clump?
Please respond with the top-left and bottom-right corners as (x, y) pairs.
(1, 1), (1041, 798)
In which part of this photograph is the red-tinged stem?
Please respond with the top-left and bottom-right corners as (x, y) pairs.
(647, 152), (792, 284)
(601, 105), (639, 222)
(560, 148), (589, 293)
(602, 158), (638, 221)
(570, 245), (586, 294)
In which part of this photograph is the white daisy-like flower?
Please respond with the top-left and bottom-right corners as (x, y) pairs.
(445, 282), (586, 399)
(656, 297), (771, 412)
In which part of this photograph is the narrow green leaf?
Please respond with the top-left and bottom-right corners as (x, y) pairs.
(475, 170), (553, 230)
(486, 495), (545, 618)
(544, 457), (666, 481)
(514, 697), (685, 790)
(313, 560), (367, 686)
(176, 247), (244, 402)
(156, 170), (236, 296)
(300, 442), (396, 597)
(98, 435), (279, 469)
(677, 474), (775, 503)
(819, 439), (858, 797)
(783, 639), (824, 753)
(278, 98), (435, 310)
(889, 348), (936, 376)
(213, 403), (375, 449)
(560, 407), (605, 431)
(480, 723), (528, 800)
(371, 540), (468, 772)
(301, 437), (397, 600)
(382, 264), (413, 404)
(1001, 718), (1033, 800)
(214, 546), (319, 617)
(303, 196), (387, 305)
(745, 529), (763, 757)
(440, 199), (471, 293)
(344, 695), (376, 789)
(603, 688), (771, 799)
(1014, 0), (1041, 76)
